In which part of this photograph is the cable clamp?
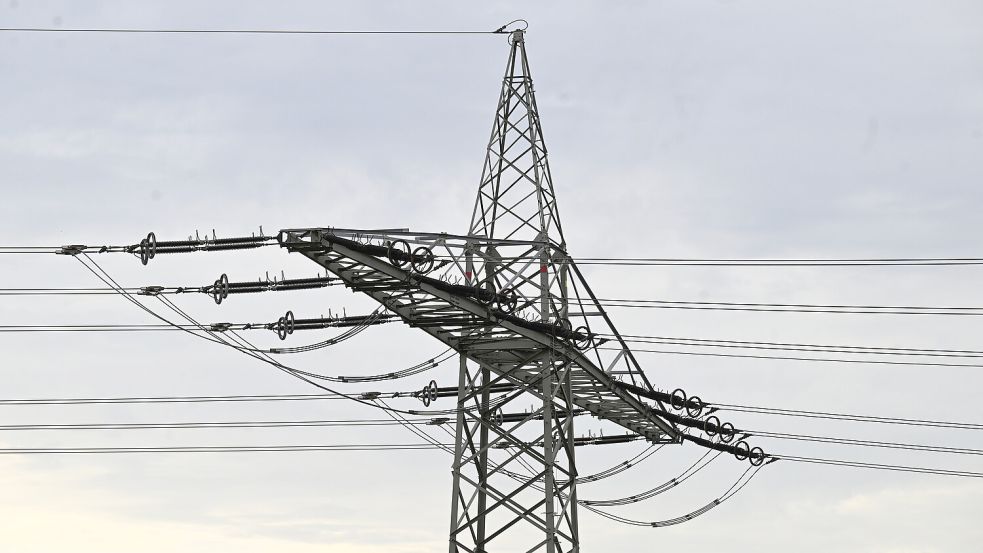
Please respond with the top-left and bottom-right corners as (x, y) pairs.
(359, 391), (381, 400)
(209, 323), (231, 332)
(138, 286), (164, 296)
(493, 19), (528, 33)
(56, 244), (87, 256)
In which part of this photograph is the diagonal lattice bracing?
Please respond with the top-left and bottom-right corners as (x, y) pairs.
(469, 32), (564, 246)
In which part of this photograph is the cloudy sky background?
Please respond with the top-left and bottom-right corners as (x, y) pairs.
(1, 1), (982, 551)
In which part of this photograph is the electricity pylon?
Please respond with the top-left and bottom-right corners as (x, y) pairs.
(278, 29), (678, 552)
(452, 29), (578, 552)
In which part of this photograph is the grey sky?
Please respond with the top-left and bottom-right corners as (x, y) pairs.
(1, 1), (981, 551)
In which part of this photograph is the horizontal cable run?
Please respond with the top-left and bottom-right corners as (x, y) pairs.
(0, 314), (394, 334)
(0, 275), (338, 307)
(0, 444), (450, 455)
(0, 393), (349, 405)
(746, 430), (983, 456)
(8, 243), (983, 265)
(602, 334), (983, 359)
(573, 258), (983, 267)
(0, 235), (276, 257)
(0, 418), (436, 431)
(776, 455), (983, 478)
(598, 346), (983, 369)
(431, 254), (983, 267)
(0, 288), (146, 296)
(0, 28), (503, 35)
(711, 403), (983, 430)
(6, 286), (983, 318)
(591, 299), (983, 316)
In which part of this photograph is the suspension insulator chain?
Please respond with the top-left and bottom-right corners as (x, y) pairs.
(384, 240), (437, 274)
(493, 407), (504, 426)
(572, 325), (594, 350)
(420, 379), (439, 406)
(130, 231), (272, 264)
(138, 232), (157, 265)
(387, 240), (411, 268)
(663, 386), (756, 456)
(411, 246), (435, 273)
(212, 273), (230, 305)
(495, 288), (519, 313)
(274, 310), (296, 340)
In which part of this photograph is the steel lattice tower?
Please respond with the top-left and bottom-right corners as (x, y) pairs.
(278, 28), (679, 552)
(452, 29), (577, 553)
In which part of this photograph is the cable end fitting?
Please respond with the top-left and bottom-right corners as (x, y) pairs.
(57, 245), (87, 256)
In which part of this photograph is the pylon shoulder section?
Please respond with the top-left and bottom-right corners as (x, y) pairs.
(278, 227), (677, 443)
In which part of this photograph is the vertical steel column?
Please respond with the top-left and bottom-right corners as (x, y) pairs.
(541, 357), (557, 553)
(477, 362), (490, 551)
(477, 243), (500, 552)
(561, 364), (580, 552)
(448, 352), (468, 553)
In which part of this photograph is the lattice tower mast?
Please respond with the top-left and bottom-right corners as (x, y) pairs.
(277, 29), (678, 553)
(454, 29), (577, 553)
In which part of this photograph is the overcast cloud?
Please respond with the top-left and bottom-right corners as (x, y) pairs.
(1, 1), (982, 551)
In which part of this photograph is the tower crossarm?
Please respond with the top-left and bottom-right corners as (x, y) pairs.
(278, 227), (678, 443)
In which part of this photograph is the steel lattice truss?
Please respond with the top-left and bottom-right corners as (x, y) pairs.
(279, 30), (679, 553)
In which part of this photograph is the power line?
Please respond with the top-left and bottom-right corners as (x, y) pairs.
(600, 346), (983, 369)
(0, 412), (977, 457)
(0, 324), (246, 332)
(776, 455), (983, 478)
(0, 392), (438, 406)
(8, 287), (983, 319)
(746, 430), (983, 456)
(430, 255), (983, 267)
(0, 393), (348, 406)
(591, 299), (983, 316)
(0, 275), (338, 297)
(581, 464), (766, 527)
(0, 316), (394, 334)
(71, 237), (983, 488)
(0, 418), (435, 431)
(572, 258), (983, 267)
(7, 417), (978, 458)
(0, 288), (137, 296)
(11, 286), (983, 318)
(0, 237), (276, 256)
(15, 259), (983, 430)
(0, 444), (449, 454)
(72, 254), (509, 419)
(580, 449), (723, 506)
(0, 27), (502, 35)
(0, 325), (187, 332)
(711, 403), (983, 431)
(605, 334), (983, 358)
(0, 394), (977, 431)
(73, 254), (467, 418)
(9, 243), (983, 266)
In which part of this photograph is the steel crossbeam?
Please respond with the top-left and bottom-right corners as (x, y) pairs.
(278, 227), (677, 552)
(278, 229), (676, 443)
